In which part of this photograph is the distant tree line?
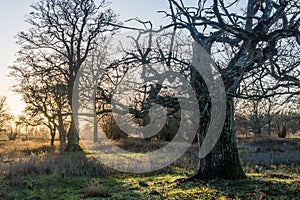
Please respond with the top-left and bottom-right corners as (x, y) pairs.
(235, 96), (300, 138)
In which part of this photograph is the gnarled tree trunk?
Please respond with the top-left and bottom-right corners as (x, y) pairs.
(194, 96), (245, 180)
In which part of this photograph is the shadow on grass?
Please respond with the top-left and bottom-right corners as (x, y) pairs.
(5, 174), (147, 200)
(0, 141), (115, 199)
(171, 174), (300, 199)
(3, 171), (300, 199)
(1, 139), (299, 199)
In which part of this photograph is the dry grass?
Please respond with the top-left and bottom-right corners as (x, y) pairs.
(238, 137), (300, 168)
(0, 137), (299, 199)
(84, 179), (110, 198)
(0, 140), (105, 179)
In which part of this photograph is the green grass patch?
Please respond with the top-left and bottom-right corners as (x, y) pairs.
(1, 140), (299, 199)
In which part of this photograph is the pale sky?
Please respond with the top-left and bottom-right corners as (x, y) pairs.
(0, 0), (170, 116)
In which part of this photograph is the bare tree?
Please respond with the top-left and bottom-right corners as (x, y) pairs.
(235, 96), (278, 137)
(85, 0), (299, 179)
(10, 67), (69, 146)
(273, 98), (300, 137)
(155, 0), (300, 180)
(0, 96), (13, 132)
(13, 0), (119, 150)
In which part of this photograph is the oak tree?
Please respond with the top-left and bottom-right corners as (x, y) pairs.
(13, 0), (118, 150)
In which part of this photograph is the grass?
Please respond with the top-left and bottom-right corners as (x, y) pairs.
(0, 138), (299, 199)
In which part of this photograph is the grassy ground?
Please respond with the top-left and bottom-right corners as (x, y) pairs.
(0, 138), (299, 199)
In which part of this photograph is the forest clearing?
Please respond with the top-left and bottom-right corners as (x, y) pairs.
(0, 0), (299, 199)
(0, 134), (299, 199)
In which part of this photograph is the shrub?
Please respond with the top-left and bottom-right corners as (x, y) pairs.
(84, 179), (110, 198)
(99, 114), (127, 140)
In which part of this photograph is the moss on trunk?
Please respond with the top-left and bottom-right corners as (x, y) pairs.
(193, 97), (246, 180)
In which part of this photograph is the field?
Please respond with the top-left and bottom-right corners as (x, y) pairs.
(0, 137), (299, 199)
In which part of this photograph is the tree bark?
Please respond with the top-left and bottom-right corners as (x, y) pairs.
(66, 116), (82, 151)
(93, 115), (98, 143)
(57, 113), (66, 148)
(189, 55), (245, 180)
(50, 129), (55, 146)
(194, 96), (246, 180)
(66, 84), (82, 151)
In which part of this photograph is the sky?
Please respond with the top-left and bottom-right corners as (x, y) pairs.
(0, 0), (170, 116)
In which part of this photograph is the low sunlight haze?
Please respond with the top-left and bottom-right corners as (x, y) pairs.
(0, 0), (299, 199)
(0, 0), (169, 116)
